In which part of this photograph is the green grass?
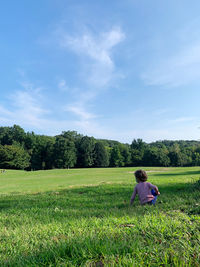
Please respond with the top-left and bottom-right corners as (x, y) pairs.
(0, 167), (199, 266)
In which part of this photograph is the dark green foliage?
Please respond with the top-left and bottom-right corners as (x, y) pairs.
(130, 139), (147, 166)
(61, 130), (83, 141)
(131, 149), (143, 166)
(167, 144), (192, 167)
(143, 147), (170, 166)
(0, 125), (199, 169)
(24, 131), (36, 150)
(119, 144), (132, 166)
(31, 135), (55, 170)
(151, 139), (200, 148)
(131, 138), (147, 150)
(93, 142), (109, 167)
(0, 144), (30, 169)
(44, 137), (56, 169)
(0, 125), (26, 145)
(96, 138), (121, 147)
(110, 145), (124, 167)
(54, 135), (77, 168)
(77, 136), (95, 167)
(192, 152), (200, 166)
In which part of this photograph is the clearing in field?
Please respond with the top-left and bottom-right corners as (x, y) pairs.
(0, 167), (199, 266)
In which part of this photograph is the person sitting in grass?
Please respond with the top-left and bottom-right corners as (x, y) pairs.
(130, 169), (160, 206)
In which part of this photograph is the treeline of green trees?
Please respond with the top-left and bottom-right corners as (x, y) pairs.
(0, 125), (200, 170)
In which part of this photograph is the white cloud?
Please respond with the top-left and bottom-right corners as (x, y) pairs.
(57, 26), (125, 134)
(0, 89), (77, 135)
(169, 116), (196, 123)
(142, 42), (200, 87)
(58, 79), (69, 92)
(0, 105), (13, 117)
(63, 103), (102, 138)
(20, 81), (43, 94)
(0, 82), (49, 129)
(0, 81), (106, 138)
(59, 27), (125, 88)
(11, 89), (49, 128)
(65, 104), (96, 121)
(61, 27), (124, 66)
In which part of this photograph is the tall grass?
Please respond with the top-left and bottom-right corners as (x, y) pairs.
(0, 167), (199, 266)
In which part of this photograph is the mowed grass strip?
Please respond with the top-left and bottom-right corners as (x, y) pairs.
(0, 167), (196, 194)
(0, 167), (199, 266)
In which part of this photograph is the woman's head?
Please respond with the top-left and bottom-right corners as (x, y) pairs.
(134, 169), (148, 182)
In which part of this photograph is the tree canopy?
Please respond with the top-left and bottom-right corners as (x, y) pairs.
(0, 125), (199, 170)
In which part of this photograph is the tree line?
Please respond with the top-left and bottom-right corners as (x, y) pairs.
(0, 125), (200, 170)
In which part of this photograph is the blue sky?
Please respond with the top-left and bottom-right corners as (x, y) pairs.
(1, 0), (200, 143)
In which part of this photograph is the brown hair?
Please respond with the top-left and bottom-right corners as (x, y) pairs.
(134, 169), (148, 182)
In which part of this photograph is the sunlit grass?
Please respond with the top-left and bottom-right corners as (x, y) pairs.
(0, 167), (199, 266)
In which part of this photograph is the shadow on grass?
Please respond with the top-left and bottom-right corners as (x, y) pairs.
(3, 217), (196, 267)
(0, 182), (199, 266)
(0, 179), (199, 224)
(153, 170), (200, 177)
(0, 181), (200, 266)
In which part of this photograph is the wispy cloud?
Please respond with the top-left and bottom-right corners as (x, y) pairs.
(0, 80), (103, 137)
(0, 82), (49, 129)
(59, 27), (125, 88)
(142, 40), (200, 87)
(168, 116), (196, 123)
(60, 27), (124, 66)
(58, 79), (69, 92)
(65, 104), (97, 121)
(58, 26), (125, 131)
(11, 90), (48, 127)
(0, 105), (13, 117)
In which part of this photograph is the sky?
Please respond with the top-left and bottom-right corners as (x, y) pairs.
(1, 0), (200, 143)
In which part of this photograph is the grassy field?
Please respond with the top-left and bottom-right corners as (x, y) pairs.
(0, 167), (199, 266)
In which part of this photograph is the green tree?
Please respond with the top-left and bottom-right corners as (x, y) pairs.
(131, 139), (146, 150)
(131, 149), (143, 166)
(54, 136), (77, 168)
(77, 136), (95, 167)
(44, 137), (55, 169)
(143, 147), (170, 166)
(110, 145), (124, 167)
(168, 144), (191, 167)
(24, 131), (36, 150)
(0, 145), (30, 169)
(61, 131), (83, 142)
(0, 126), (13, 145)
(0, 125), (26, 146)
(93, 142), (109, 167)
(119, 144), (131, 166)
(130, 139), (147, 166)
(10, 124), (26, 144)
(31, 135), (55, 170)
(192, 152), (200, 166)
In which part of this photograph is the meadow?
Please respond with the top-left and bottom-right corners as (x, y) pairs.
(0, 167), (199, 266)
